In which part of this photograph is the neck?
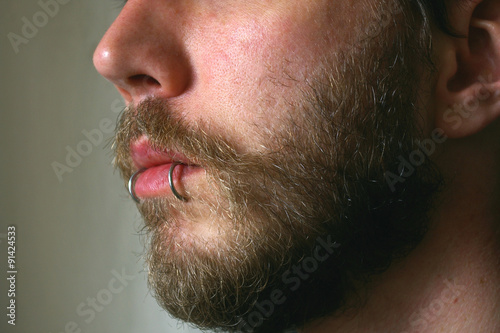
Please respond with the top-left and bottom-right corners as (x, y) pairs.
(302, 130), (500, 333)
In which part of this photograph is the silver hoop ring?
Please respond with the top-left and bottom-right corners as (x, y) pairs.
(169, 162), (187, 202)
(128, 168), (146, 203)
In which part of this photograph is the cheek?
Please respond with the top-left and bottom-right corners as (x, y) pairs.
(189, 21), (305, 148)
(185, 1), (361, 151)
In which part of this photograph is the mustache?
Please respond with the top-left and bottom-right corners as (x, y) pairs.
(113, 98), (250, 178)
(112, 98), (283, 220)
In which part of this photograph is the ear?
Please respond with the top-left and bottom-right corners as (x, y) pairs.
(434, 0), (500, 139)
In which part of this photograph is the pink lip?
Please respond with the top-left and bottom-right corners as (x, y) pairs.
(130, 137), (194, 169)
(130, 137), (202, 199)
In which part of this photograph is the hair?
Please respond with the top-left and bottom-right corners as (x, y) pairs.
(114, 2), (459, 332)
(416, 0), (465, 36)
(417, 0), (452, 30)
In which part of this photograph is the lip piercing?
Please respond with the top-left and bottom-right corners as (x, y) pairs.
(128, 168), (146, 203)
(168, 162), (187, 202)
(127, 162), (187, 203)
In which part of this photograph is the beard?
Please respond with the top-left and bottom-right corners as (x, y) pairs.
(113, 2), (443, 332)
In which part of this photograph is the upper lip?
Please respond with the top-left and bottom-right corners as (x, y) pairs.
(130, 136), (194, 169)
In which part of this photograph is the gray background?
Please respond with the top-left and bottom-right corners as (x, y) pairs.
(0, 0), (203, 332)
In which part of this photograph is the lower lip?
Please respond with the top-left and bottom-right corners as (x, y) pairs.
(134, 163), (201, 199)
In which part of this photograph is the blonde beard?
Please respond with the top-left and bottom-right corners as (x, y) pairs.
(112, 2), (443, 331)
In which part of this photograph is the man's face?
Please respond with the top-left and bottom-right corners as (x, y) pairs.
(95, 0), (442, 331)
(98, 0), (366, 152)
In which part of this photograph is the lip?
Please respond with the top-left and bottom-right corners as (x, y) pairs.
(130, 137), (202, 199)
(130, 137), (194, 169)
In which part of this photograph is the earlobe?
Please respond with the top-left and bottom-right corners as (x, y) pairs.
(434, 0), (500, 139)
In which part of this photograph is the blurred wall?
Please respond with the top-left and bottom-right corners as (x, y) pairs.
(0, 1), (203, 332)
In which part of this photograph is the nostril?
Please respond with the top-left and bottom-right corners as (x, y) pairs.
(128, 74), (161, 88)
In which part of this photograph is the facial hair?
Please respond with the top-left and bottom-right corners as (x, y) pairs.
(113, 2), (443, 332)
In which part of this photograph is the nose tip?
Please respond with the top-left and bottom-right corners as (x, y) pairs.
(92, 45), (132, 103)
(92, 4), (191, 103)
(92, 45), (119, 85)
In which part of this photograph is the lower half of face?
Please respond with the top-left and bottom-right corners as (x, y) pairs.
(113, 2), (442, 332)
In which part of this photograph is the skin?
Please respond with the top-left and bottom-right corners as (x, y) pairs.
(93, 0), (364, 153)
(95, 0), (375, 260)
(94, 0), (500, 331)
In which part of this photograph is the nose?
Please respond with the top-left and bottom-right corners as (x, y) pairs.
(93, 1), (191, 104)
